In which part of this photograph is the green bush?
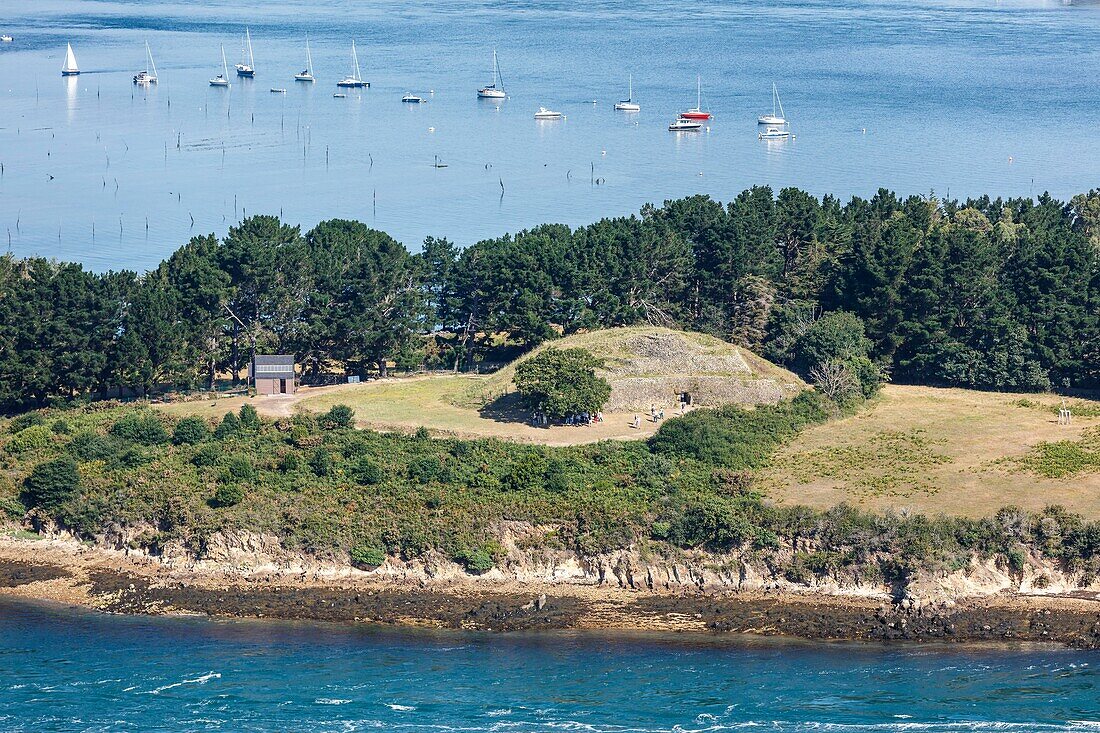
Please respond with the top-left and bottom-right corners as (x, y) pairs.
(110, 413), (170, 446)
(793, 311), (873, 373)
(21, 457), (81, 510)
(351, 457), (382, 485)
(9, 413), (45, 433)
(309, 448), (334, 477)
(322, 404), (355, 430)
(456, 547), (494, 574)
(0, 494), (26, 520)
(214, 411), (241, 440)
(51, 419), (72, 435)
(7, 425), (53, 453)
(66, 431), (117, 462)
(191, 443), (222, 467)
(173, 416), (210, 445)
(350, 545), (386, 568)
(209, 483), (245, 508)
(278, 452), (301, 472)
(407, 455), (442, 483)
(238, 404), (261, 430)
(223, 455), (256, 482)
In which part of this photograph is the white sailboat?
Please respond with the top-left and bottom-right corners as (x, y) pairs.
(61, 42), (79, 76)
(235, 27), (255, 77)
(336, 41), (368, 88)
(614, 74), (640, 112)
(477, 50), (506, 99)
(758, 83), (787, 125)
(210, 46), (230, 87)
(294, 38), (315, 82)
(133, 40), (158, 85)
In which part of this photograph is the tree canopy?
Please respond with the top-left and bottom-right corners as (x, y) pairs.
(513, 348), (612, 418)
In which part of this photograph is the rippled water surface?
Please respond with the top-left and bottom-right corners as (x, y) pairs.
(2, 0), (1100, 270)
(0, 598), (1098, 732)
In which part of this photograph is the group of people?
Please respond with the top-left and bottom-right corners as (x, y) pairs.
(530, 411), (604, 427)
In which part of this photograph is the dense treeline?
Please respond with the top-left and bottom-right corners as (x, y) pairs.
(2, 187), (1098, 411)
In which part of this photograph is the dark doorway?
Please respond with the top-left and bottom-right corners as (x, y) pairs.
(280, 379), (288, 394)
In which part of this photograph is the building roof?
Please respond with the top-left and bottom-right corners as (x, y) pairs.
(250, 354), (296, 380)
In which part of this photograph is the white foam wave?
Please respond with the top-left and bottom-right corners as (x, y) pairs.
(140, 671), (221, 695)
(388, 703), (417, 712)
(316, 698), (353, 705)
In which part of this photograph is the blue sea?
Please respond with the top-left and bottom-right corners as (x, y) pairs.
(3, 0), (1100, 271)
(0, 597), (1097, 733)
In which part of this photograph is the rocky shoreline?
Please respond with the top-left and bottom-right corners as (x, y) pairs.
(3, 537), (1100, 647)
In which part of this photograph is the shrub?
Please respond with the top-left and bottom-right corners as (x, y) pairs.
(455, 547), (494, 574)
(350, 545), (386, 568)
(278, 452), (301, 472)
(214, 411), (241, 440)
(7, 425), (53, 453)
(238, 404), (261, 431)
(792, 311), (873, 373)
(407, 455), (442, 483)
(118, 447), (151, 468)
(9, 413), (45, 433)
(51, 419), (72, 435)
(67, 431), (118, 462)
(224, 455), (256, 482)
(173, 416), (210, 445)
(21, 457), (81, 510)
(110, 413), (170, 446)
(503, 452), (548, 492)
(309, 448), (334, 477)
(321, 404), (355, 430)
(513, 347), (611, 418)
(351, 457), (382, 485)
(209, 483), (245, 508)
(0, 494), (26, 520)
(191, 443), (222, 467)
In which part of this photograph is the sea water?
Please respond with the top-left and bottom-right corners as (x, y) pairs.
(0, 597), (1097, 732)
(2, 0), (1100, 271)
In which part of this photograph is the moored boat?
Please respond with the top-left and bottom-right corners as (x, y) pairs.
(235, 28), (255, 77)
(669, 117), (702, 131)
(294, 38), (315, 82)
(210, 46), (231, 87)
(758, 83), (787, 125)
(534, 107), (563, 120)
(477, 50), (506, 99)
(61, 43), (79, 76)
(402, 93), (425, 103)
(133, 41), (158, 85)
(758, 126), (790, 139)
(680, 76), (712, 120)
(614, 74), (640, 112)
(336, 41), (368, 88)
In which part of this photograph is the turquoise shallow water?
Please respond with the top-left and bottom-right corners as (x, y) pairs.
(2, 0), (1100, 270)
(0, 597), (1098, 733)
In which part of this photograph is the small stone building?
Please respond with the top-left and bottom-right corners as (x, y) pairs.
(250, 355), (297, 395)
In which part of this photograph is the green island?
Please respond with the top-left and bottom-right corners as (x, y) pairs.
(1, 186), (1099, 643)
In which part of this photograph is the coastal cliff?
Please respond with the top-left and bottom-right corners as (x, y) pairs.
(4, 529), (1099, 648)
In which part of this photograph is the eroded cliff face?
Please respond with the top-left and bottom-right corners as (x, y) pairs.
(80, 519), (1100, 607)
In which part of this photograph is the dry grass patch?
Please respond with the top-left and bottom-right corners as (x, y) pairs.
(765, 384), (1100, 519)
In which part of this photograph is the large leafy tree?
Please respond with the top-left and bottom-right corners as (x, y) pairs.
(513, 347), (611, 418)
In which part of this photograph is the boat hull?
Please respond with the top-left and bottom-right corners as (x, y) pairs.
(478, 89), (506, 99)
(758, 115), (786, 125)
(61, 70), (79, 76)
(336, 80), (368, 88)
(614, 102), (640, 111)
(294, 74), (314, 82)
(679, 111), (711, 120)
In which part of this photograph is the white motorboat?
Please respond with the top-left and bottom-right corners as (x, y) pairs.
(669, 118), (702, 131)
(1, 35), (14, 43)
(270, 87), (286, 93)
(333, 92), (347, 98)
(210, 46), (231, 87)
(534, 107), (563, 120)
(133, 40), (158, 84)
(294, 38), (315, 82)
(758, 126), (790, 139)
(61, 42), (79, 76)
(402, 93), (425, 103)
(758, 83), (787, 125)
(614, 74), (640, 111)
(336, 41), (368, 87)
(477, 49), (506, 99)
(235, 28), (255, 77)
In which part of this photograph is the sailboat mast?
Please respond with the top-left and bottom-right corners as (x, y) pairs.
(628, 73), (632, 100)
(306, 38), (313, 75)
(222, 45), (229, 77)
(247, 28), (254, 68)
(352, 41), (362, 81)
(697, 75), (701, 109)
(147, 41), (157, 78)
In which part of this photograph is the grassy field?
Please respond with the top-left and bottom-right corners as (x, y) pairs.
(764, 385), (1100, 518)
